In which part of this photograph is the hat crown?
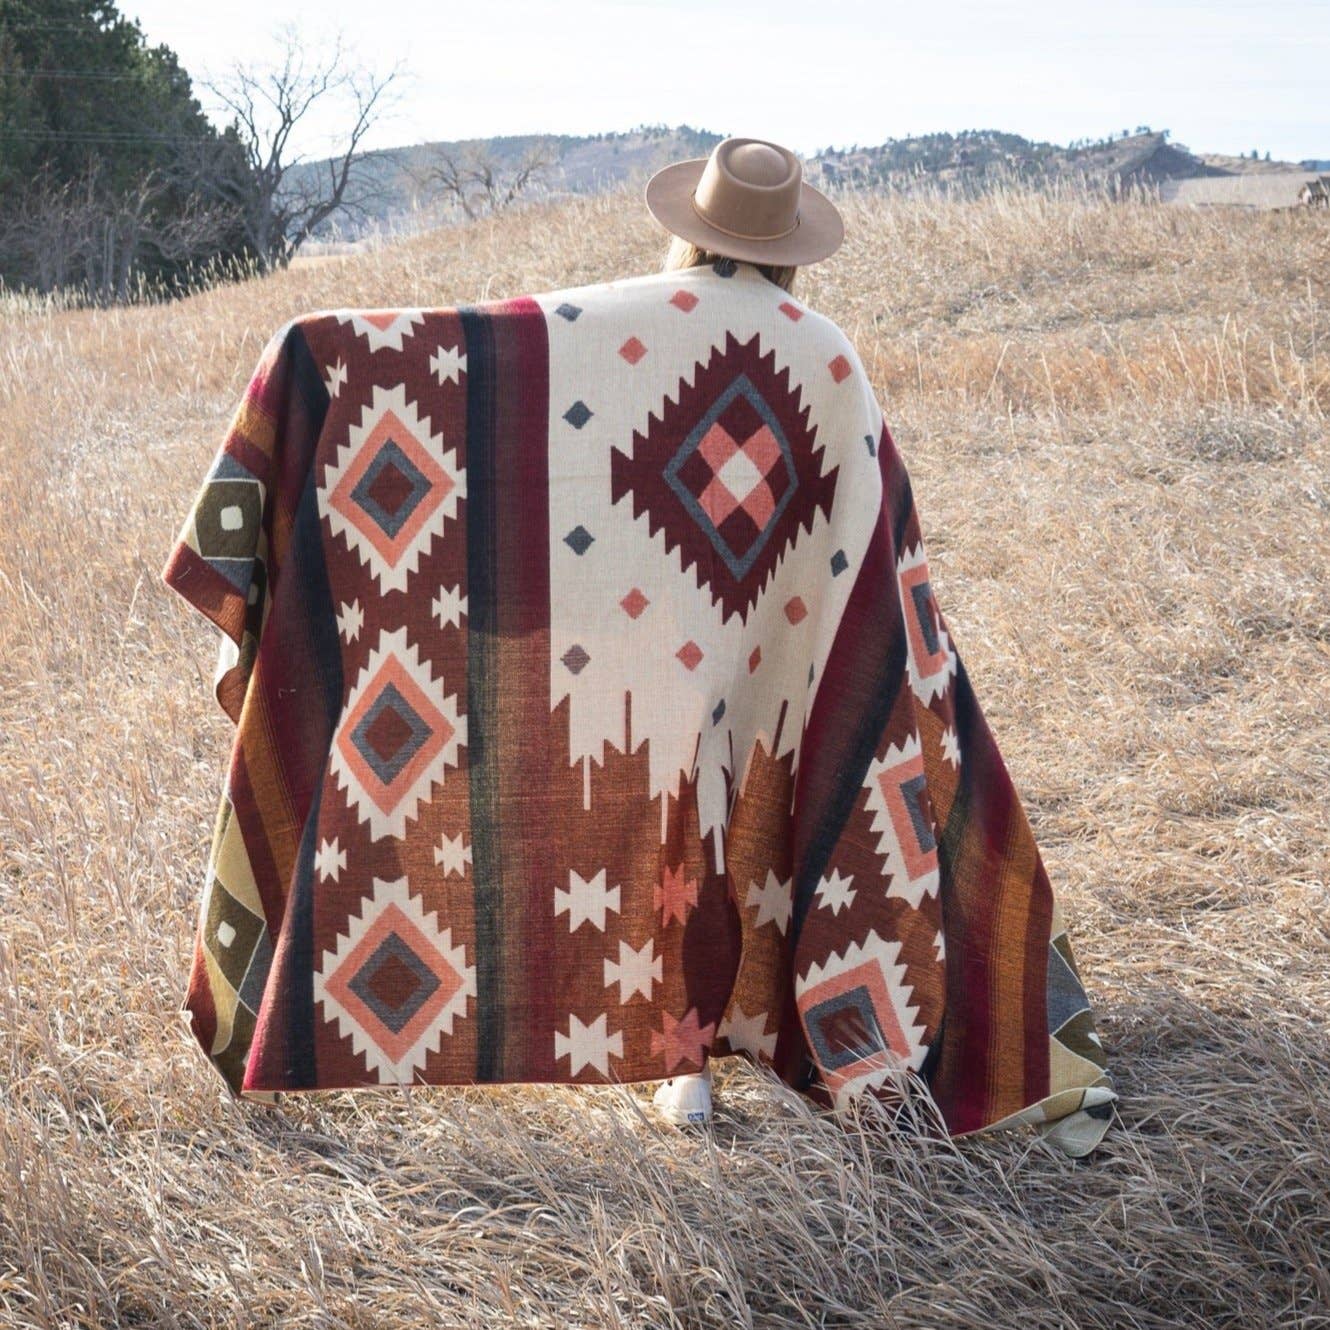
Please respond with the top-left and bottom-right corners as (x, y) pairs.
(725, 141), (792, 187)
(693, 137), (802, 241)
(642, 132), (843, 264)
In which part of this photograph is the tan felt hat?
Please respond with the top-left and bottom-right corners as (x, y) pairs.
(644, 135), (844, 266)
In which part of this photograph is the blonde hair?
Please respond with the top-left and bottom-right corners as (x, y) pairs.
(662, 233), (798, 294)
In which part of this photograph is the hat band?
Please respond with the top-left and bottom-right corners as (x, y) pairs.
(689, 192), (800, 242)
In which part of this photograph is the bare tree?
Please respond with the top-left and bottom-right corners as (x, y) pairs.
(188, 21), (407, 270)
(0, 160), (92, 293)
(0, 158), (229, 301)
(412, 140), (557, 221)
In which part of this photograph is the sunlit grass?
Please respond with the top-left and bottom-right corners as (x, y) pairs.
(0, 176), (1326, 1327)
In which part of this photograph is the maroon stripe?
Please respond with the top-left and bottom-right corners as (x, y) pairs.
(1021, 839), (1055, 1101)
(489, 296), (554, 1079)
(933, 699), (1000, 1134)
(161, 541), (246, 641)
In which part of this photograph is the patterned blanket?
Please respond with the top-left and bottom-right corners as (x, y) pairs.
(161, 257), (1116, 1156)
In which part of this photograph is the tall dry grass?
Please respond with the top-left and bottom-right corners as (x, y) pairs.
(0, 175), (1327, 1327)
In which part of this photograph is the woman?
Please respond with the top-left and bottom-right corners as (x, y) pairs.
(645, 138), (823, 1127)
(643, 139), (1113, 1157)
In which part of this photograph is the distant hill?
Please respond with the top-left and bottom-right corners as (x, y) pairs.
(804, 130), (1273, 194)
(777, 130), (1322, 207)
(289, 125), (1325, 244)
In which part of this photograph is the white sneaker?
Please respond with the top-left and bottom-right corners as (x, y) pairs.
(652, 1064), (713, 1126)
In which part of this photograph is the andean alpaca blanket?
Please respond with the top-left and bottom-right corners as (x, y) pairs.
(160, 257), (1116, 1156)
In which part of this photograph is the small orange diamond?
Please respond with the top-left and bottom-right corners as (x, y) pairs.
(748, 645), (761, 673)
(669, 290), (699, 312)
(620, 587), (649, 618)
(676, 639), (703, 670)
(618, 336), (647, 364)
(828, 354), (852, 383)
(778, 301), (804, 321)
(784, 596), (808, 624)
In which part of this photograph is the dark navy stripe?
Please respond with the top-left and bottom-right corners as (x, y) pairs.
(457, 304), (503, 1080)
(274, 324), (336, 1087)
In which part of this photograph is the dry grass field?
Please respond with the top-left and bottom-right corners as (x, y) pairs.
(0, 177), (1326, 1328)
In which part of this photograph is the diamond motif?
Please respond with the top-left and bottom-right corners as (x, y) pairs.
(192, 472), (264, 593)
(330, 626), (467, 841)
(562, 643), (590, 674)
(863, 732), (940, 909)
(555, 302), (582, 321)
(317, 382), (465, 594)
(347, 933), (441, 1033)
(314, 874), (476, 1083)
(351, 440), (432, 539)
(828, 354), (852, 383)
(669, 289), (699, 312)
(611, 330), (838, 625)
(564, 524), (594, 555)
(563, 400), (593, 429)
(660, 374), (794, 584)
(618, 335), (647, 364)
(897, 542), (957, 703)
(620, 587), (649, 618)
(676, 639), (703, 670)
(796, 930), (928, 1108)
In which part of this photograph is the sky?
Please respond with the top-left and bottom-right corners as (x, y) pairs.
(125, 0), (1329, 165)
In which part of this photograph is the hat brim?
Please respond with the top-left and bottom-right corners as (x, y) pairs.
(643, 157), (844, 265)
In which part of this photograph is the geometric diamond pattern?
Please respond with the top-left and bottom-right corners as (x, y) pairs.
(318, 381), (466, 594)
(563, 400), (592, 429)
(330, 625), (467, 841)
(564, 524), (594, 554)
(162, 269), (1114, 1145)
(862, 732), (940, 910)
(663, 371), (797, 580)
(610, 329), (838, 626)
(795, 929), (927, 1109)
(196, 796), (273, 1081)
(827, 354), (852, 383)
(896, 541), (957, 704)
(314, 874), (476, 1082)
(188, 456), (265, 591)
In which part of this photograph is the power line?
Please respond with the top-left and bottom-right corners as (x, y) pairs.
(0, 127), (223, 143)
(0, 67), (159, 81)
(0, 18), (143, 31)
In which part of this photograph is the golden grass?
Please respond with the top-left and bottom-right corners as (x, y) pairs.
(0, 176), (1327, 1327)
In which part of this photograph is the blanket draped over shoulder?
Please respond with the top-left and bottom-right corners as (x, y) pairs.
(160, 257), (1116, 1157)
